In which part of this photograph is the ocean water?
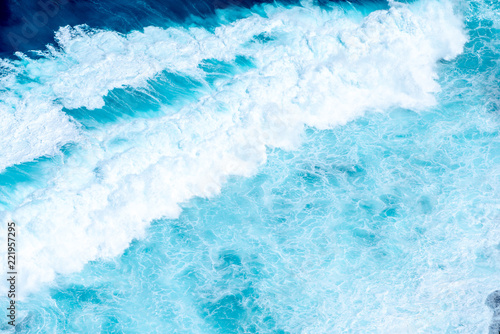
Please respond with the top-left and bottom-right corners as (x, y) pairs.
(0, 0), (499, 332)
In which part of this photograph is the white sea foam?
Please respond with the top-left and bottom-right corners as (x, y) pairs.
(0, 76), (80, 172)
(0, 0), (466, 296)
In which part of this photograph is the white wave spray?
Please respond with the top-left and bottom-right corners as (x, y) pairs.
(0, 0), (466, 294)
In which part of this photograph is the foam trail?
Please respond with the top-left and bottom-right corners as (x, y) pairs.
(0, 0), (466, 294)
(0, 74), (80, 172)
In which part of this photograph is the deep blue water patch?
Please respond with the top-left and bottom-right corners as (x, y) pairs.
(0, 155), (61, 209)
(63, 71), (205, 129)
(0, 0), (303, 57)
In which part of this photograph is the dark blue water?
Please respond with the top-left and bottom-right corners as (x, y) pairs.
(0, 0), (395, 57)
(0, 0), (295, 57)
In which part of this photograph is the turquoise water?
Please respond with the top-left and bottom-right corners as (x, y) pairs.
(0, 0), (499, 332)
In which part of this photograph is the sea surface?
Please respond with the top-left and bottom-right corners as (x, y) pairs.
(0, 0), (499, 332)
